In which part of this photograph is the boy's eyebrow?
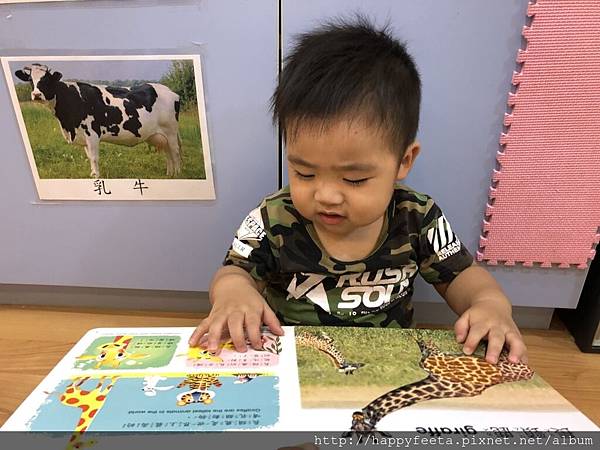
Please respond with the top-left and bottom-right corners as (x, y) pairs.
(287, 155), (375, 172)
(334, 162), (376, 172)
(287, 155), (317, 168)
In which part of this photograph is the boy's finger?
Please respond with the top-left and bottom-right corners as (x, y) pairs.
(198, 333), (208, 348)
(189, 319), (209, 346)
(263, 306), (284, 336)
(462, 326), (486, 355)
(228, 313), (248, 352)
(453, 312), (470, 343)
(245, 313), (263, 349)
(206, 318), (227, 353)
(506, 331), (528, 364)
(484, 330), (505, 364)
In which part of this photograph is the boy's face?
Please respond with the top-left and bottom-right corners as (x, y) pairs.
(286, 119), (419, 239)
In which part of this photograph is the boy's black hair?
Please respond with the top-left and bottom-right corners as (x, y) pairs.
(271, 15), (421, 157)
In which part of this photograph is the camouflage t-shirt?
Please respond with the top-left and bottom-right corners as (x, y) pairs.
(224, 184), (473, 328)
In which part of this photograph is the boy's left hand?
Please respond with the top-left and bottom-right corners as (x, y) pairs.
(454, 300), (528, 365)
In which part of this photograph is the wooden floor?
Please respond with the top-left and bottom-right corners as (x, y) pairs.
(0, 304), (598, 428)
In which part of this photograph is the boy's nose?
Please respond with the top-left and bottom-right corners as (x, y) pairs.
(314, 184), (343, 206)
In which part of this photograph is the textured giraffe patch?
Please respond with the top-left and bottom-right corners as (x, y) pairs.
(295, 327), (540, 415)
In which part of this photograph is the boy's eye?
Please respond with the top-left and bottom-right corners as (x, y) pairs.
(295, 171), (314, 179)
(344, 178), (369, 186)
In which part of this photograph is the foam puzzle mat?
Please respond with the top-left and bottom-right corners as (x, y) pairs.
(478, 0), (600, 269)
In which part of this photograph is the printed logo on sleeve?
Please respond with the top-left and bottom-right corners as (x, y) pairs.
(231, 238), (254, 258)
(427, 215), (461, 261)
(236, 208), (266, 241)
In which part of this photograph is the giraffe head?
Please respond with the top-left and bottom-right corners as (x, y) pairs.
(76, 335), (150, 369)
(350, 410), (376, 433)
(186, 347), (224, 363)
(496, 352), (535, 381)
(338, 362), (365, 375)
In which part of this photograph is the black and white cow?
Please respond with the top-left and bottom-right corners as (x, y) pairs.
(15, 63), (182, 178)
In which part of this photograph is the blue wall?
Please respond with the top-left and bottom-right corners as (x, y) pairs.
(0, 0), (587, 308)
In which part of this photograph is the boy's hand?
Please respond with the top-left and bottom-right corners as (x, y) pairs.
(454, 300), (528, 365)
(188, 292), (283, 353)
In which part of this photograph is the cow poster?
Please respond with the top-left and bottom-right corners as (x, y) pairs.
(1, 55), (215, 200)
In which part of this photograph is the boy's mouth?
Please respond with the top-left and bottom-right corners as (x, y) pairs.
(317, 212), (345, 225)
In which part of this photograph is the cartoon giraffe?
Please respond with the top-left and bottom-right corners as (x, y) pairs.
(176, 373), (222, 406)
(59, 376), (119, 449)
(182, 340), (238, 364)
(349, 336), (534, 434)
(184, 347), (224, 364)
(76, 335), (149, 369)
(296, 330), (365, 375)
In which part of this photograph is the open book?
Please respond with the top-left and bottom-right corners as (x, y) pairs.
(2, 326), (597, 437)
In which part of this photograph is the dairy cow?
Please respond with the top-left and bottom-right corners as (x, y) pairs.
(15, 64), (182, 178)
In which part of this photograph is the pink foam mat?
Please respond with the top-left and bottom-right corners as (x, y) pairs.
(478, 0), (600, 269)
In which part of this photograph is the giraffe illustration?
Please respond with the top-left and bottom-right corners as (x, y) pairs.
(75, 335), (150, 369)
(176, 373), (222, 406)
(59, 376), (119, 449)
(348, 337), (534, 434)
(296, 330), (364, 375)
(184, 347), (224, 364)
(59, 376), (119, 432)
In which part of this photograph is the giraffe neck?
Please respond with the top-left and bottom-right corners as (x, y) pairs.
(60, 377), (116, 433)
(320, 345), (346, 368)
(362, 375), (458, 426)
(297, 332), (347, 368)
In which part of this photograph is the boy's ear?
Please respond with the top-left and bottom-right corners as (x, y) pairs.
(396, 141), (420, 180)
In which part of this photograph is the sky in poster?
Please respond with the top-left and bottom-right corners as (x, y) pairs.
(9, 59), (175, 84)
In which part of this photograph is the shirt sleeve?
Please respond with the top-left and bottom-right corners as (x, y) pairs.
(223, 204), (277, 282)
(417, 199), (473, 284)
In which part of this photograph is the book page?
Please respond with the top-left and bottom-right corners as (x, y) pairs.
(2, 326), (598, 437)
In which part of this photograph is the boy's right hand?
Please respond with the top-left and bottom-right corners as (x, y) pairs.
(188, 291), (284, 353)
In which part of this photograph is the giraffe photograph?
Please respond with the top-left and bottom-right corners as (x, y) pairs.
(294, 326), (574, 430)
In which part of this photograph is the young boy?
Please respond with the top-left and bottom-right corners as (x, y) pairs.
(189, 17), (527, 365)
